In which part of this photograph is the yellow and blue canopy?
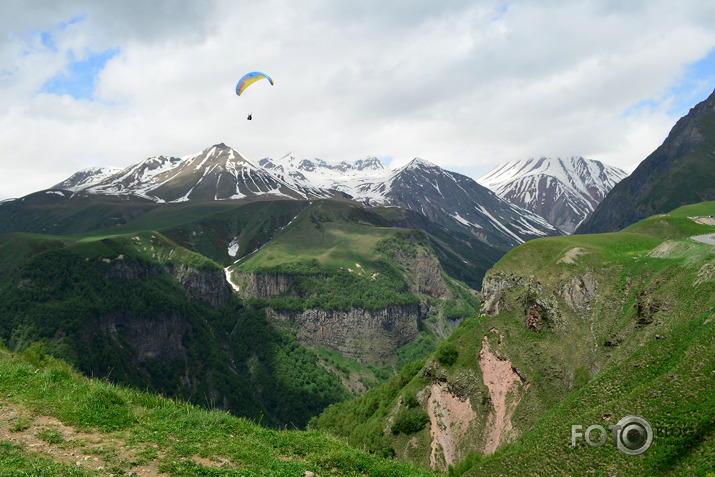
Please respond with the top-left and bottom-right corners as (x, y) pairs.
(236, 71), (274, 96)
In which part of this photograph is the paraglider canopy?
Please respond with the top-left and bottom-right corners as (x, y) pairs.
(236, 71), (274, 96)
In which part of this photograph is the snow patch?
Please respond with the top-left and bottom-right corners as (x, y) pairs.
(228, 238), (240, 257)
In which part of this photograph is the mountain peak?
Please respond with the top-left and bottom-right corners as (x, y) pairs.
(403, 157), (440, 171)
(353, 157), (388, 171)
(479, 156), (628, 234)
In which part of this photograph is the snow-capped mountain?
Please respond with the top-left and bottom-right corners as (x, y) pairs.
(383, 158), (558, 246)
(478, 157), (628, 234)
(52, 145), (560, 248)
(54, 166), (124, 191)
(258, 154), (558, 246)
(259, 153), (391, 203)
(59, 144), (338, 203)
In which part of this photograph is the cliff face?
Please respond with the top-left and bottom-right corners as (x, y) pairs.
(232, 272), (294, 298)
(106, 260), (232, 307)
(267, 303), (433, 364)
(168, 264), (232, 307)
(86, 310), (191, 379)
(386, 241), (453, 299)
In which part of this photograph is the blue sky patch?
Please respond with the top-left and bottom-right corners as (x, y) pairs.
(667, 48), (715, 117)
(59, 13), (87, 30)
(39, 31), (57, 51)
(622, 48), (715, 120)
(41, 47), (120, 100)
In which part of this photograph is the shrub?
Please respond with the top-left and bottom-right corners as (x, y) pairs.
(391, 407), (429, 434)
(436, 341), (459, 367)
(403, 390), (420, 409)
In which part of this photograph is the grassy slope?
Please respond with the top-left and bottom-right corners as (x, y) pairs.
(235, 200), (405, 273)
(0, 226), (349, 428)
(0, 347), (435, 476)
(463, 201), (715, 476)
(315, 202), (715, 476)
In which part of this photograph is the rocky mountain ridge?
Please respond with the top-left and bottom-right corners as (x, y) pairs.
(479, 156), (627, 233)
(48, 143), (559, 250)
(577, 88), (715, 233)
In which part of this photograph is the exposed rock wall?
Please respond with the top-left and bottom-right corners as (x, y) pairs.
(381, 237), (454, 299)
(396, 249), (453, 299)
(267, 304), (427, 364)
(168, 264), (232, 307)
(89, 311), (189, 364)
(106, 260), (232, 306)
(232, 272), (294, 298)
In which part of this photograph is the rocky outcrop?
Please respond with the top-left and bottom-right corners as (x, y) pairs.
(559, 272), (597, 311)
(168, 264), (232, 307)
(88, 311), (189, 365)
(525, 302), (546, 332)
(480, 271), (526, 316)
(232, 272), (294, 298)
(267, 304), (429, 364)
(106, 260), (232, 306)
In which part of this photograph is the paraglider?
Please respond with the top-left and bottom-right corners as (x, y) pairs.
(236, 71), (273, 96)
(236, 72), (273, 120)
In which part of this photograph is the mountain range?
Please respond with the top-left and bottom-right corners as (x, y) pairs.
(50, 144), (560, 250)
(478, 156), (627, 233)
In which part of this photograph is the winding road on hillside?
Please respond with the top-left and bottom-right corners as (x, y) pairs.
(692, 233), (715, 245)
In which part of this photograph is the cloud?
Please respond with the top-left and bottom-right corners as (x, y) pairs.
(1, 0), (715, 198)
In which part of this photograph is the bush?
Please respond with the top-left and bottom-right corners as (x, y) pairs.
(391, 407), (430, 434)
(436, 341), (459, 367)
(403, 390), (420, 409)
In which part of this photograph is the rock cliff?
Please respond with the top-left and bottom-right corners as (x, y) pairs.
(267, 303), (433, 364)
(106, 260), (232, 306)
(232, 272), (294, 298)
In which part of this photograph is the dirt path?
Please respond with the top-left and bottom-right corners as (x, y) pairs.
(0, 398), (166, 476)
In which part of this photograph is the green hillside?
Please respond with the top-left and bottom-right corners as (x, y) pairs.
(0, 198), (484, 430)
(0, 346), (434, 476)
(314, 202), (715, 475)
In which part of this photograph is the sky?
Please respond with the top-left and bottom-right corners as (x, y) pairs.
(1, 0), (715, 200)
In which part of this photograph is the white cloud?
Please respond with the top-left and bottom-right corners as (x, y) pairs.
(1, 0), (715, 198)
